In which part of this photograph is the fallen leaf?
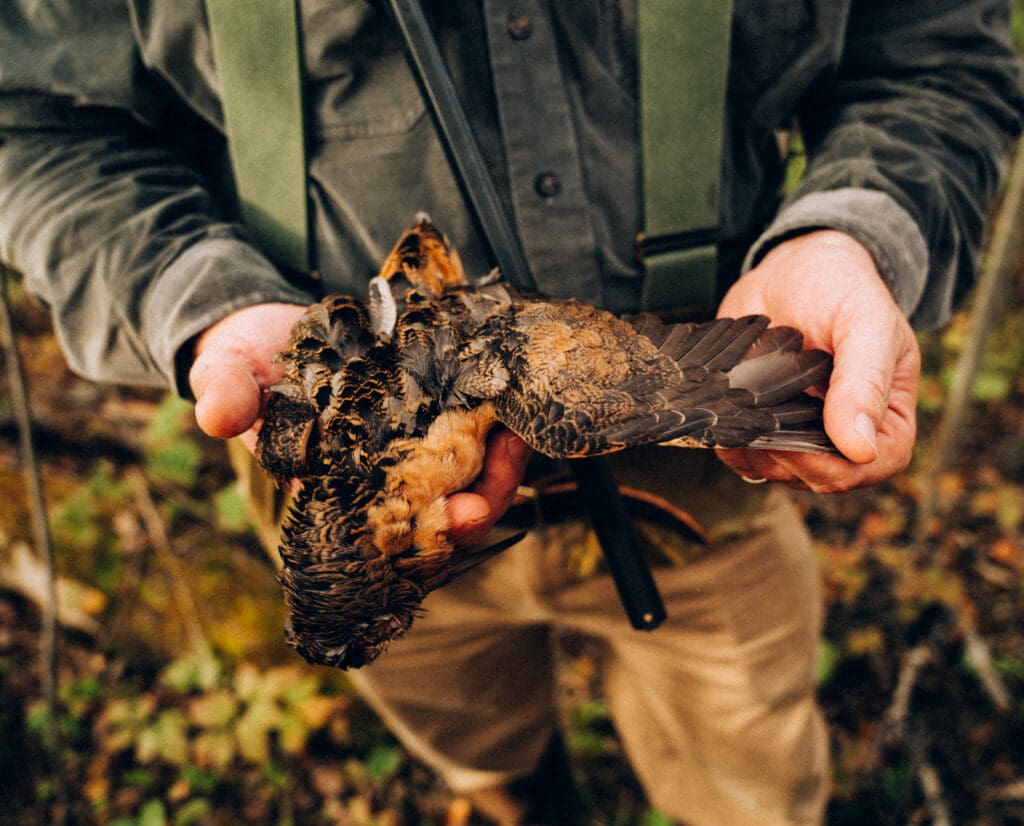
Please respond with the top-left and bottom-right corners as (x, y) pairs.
(0, 541), (104, 634)
(988, 537), (1022, 570)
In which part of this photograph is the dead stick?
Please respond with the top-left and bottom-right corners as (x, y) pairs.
(917, 140), (1024, 536)
(962, 617), (1012, 713)
(911, 736), (953, 826)
(881, 644), (933, 744)
(0, 270), (69, 824)
(0, 272), (60, 745)
(127, 467), (211, 654)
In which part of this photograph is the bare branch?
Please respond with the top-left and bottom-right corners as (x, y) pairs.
(126, 467), (212, 655)
(962, 618), (1012, 713)
(0, 269), (60, 748)
(881, 644), (933, 745)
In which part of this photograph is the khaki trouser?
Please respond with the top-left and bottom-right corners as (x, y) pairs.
(231, 442), (830, 825)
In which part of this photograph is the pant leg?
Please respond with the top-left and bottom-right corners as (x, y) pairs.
(550, 487), (829, 826)
(230, 436), (828, 823)
(350, 488), (828, 826)
(227, 437), (562, 793)
(347, 526), (568, 795)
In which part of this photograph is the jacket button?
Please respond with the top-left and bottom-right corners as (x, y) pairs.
(507, 14), (533, 40)
(534, 171), (562, 198)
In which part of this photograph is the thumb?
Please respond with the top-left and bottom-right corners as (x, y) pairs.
(445, 492), (493, 547)
(822, 332), (891, 465)
(187, 302), (310, 442)
(190, 352), (263, 440)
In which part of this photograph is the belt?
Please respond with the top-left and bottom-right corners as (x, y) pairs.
(500, 479), (708, 546)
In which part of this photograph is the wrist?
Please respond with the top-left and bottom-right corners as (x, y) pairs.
(743, 188), (928, 321)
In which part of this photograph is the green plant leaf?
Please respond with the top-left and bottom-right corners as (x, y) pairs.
(193, 730), (236, 772)
(972, 370), (1013, 402)
(173, 798), (211, 826)
(144, 395), (196, 443)
(882, 760), (913, 804)
(277, 713), (311, 756)
(162, 655), (222, 694)
(213, 482), (252, 533)
(569, 698), (610, 728)
(138, 798), (168, 826)
(639, 810), (675, 826)
(142, 395), (204, 487)
(137, 710), (190, 766)
(122, 767), (155, 788)
(817, 639), (841, 685)
(234, 662), (262, 702)
(181, 765), (221, 795)
(280, 674), (321, 708)
(145, 440), (203, 488)
(365, 745), (403, 781)
(234, 704), (276, 764)
(995, 653), (1024, 680)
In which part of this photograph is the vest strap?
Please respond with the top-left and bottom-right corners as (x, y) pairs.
(205, 0), (311, 273)
(638, 0), (733, 313)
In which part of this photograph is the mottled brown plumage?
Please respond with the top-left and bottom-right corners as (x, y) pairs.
(256, 214), (835, 669)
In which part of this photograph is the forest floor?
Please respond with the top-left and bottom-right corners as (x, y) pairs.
(1, 277), (1024, 825)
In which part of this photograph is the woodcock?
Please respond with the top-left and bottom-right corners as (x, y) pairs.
(255, 214), (836, 669)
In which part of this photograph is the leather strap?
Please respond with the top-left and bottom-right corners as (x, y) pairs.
(638, 0), (733, 314)
(205, 0), (311, 273)
(502, 481), (708, 546)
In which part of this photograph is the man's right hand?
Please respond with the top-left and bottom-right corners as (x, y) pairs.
(189, 302), (311, 450)
(187, 301), (530, 546)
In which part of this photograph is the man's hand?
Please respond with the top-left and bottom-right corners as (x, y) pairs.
(189, 303), (311, 451)
(715, 230), (920, 493)
(188, 301), (531, 544)
(447, 427), (533, 547)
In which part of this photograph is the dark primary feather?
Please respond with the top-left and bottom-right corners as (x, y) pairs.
(255, 215), (837, 669)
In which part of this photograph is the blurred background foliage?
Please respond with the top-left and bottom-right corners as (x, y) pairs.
(2, 8), (1024, 825)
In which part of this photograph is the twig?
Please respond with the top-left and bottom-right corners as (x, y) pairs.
(991, 778), (1024, 803)
(915, 751), (954, 826)
(126, 467), (211, 655)
(961, 617), (1012, 713)
(881, 644), (933, 745)
(917, 140), (1024, 537)
(0, 270), (60, 749)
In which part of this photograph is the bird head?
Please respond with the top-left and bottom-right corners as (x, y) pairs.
(367, 213), (471, 337)
(377, 212), (467, 297)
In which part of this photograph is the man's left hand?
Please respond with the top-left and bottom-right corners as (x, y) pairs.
(715, 230), (920, 493)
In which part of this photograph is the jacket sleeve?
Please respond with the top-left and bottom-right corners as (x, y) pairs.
(745, 0), (1024, 330)
(0, 4), (315, 395)
(0, 128), (315, 395)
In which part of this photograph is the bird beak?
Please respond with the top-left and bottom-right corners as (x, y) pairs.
(368, 276), (398, 337)
(420, 528), (529, 590)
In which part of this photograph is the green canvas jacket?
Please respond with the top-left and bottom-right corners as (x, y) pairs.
(0, 0), (1021, 395)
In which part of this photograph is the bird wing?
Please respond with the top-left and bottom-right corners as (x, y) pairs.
(633, 313), (836, 453)
(494, 303), (836, 458)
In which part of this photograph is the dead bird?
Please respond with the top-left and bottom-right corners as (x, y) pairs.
(255, 214), (835, 669)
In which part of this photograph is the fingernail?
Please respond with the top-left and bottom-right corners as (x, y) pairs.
(854, 413), (879, 461)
